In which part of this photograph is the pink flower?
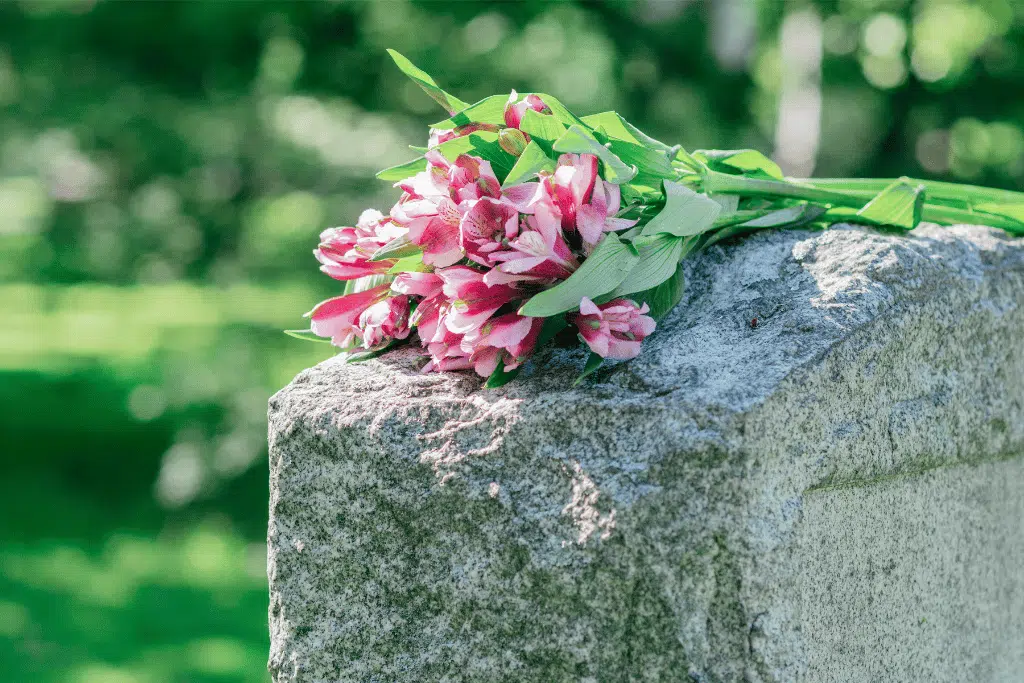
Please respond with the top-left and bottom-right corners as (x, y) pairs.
(548, 153), (598, 233)
(461, 313), (543, 377)
(391, 271), (443, 299)
(504, 90), (548, 129)
(437, 266), (521, 334)
(488, 197), (578, 282)
(358, 295), (411, 349)
(391, 152), (502, 267)
(459, 196), (520, 267)
(576, 178), (637, 250)
(573, 297), (656, 360)
(307, 285), (390, 350)
(314, 209), (406, 281)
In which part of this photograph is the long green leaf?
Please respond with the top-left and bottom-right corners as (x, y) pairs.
(632, 266), (686, 320)
(502, 140), (556, 188)
(611, 234), (686, 297)
(370, 233), (420, 261)
(484, 357), (521, 388)
(433, 131), (515, 179)
(552, 125), (637, 184)
(699, 149), (784, 180)
(386, 49), (468, 115)
(518, 109), (567, 156)
(580, 111), (674, 154)
(607, 139), (675, 179)
(387, 253), (430, 274)
(431, 94), (508, 129)
(376, 157), (427, 182)
(518, 232), (639, 317)
(573, 351), (603, 386)
(640, 181), (722, 237)
(855, 178), (925, 230)
(529, 93), (589, 129)
(284, 329), (333, 344)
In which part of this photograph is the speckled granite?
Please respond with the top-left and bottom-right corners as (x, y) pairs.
(268, 224), (1024, 682)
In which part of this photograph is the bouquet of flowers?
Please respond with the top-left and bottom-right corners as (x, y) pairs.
(288, 50), (1024, 386)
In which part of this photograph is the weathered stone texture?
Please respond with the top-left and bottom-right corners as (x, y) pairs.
(268, 224), (1024, 682)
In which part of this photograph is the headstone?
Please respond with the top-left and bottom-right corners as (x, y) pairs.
(268, 224), (1024, 682)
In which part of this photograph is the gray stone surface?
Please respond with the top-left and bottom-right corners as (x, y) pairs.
(267, 224), (1024, 682)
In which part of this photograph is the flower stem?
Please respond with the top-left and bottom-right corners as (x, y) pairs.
(700, 170), (1024, 233)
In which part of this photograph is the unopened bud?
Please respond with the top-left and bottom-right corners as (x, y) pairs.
(498, 128), (529, 157)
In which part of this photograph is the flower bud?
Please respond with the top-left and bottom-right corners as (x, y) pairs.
(498, 128), (529, 157)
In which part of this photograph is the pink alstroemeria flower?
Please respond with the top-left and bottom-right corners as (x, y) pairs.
(574, 297), (656, 360)
(358, 295), (411, 349)
(548, 153), (598, 232)
(489, 198), (578, 282)
(314, 209), (406, 281)
(391, 152), (502, 267)
(437, 266), (521, 335)
(576, 178), (637, 250)
(391, 271), (443, 299)
(460, 196), (520, 267)
(504, 90), (548, 129)
(307, 285), (390, 350)
(461, 313), (543, 377)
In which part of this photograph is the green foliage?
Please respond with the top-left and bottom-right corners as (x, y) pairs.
(552, 125), (638, 184)
(641, 181), (722, 237)
(386, 49), (468, 114)
(518, 232), (639, 317)
(502, 140), (557, 187)
(854, 179), (926, 230)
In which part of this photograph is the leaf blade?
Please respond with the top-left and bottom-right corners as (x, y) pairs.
(386, 49), (468, 115)
(518, 232), (640, 317)
(640, 181), (722, 237)
(855, 178), (925, 230)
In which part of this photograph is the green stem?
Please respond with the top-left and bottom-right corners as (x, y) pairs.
(803, 177), (1024, 206)
(701, 170), (1024, 233)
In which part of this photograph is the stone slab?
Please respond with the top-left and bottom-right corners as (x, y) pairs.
(267, 224), (1024, 682)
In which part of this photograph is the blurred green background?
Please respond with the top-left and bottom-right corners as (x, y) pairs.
(1, 0), (1021, 680)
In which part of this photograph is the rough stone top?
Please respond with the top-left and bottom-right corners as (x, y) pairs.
(275, 221), (1022, 423)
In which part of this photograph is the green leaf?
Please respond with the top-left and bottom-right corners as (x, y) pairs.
(971, 202), (1024, 232)
(607, 140), (675, 179)
(518, 109), (567, 156)
(370, 233), (420, 261)
(433, 131), (515, 179)
(502, 140), (556, 188)
(387, 253), (430, 274)
(855, 178), (925, 230)
(611, 234), (687, 297)
(573, 351), (603, 386)
(632, 266), (686, 321)
(529, 93), (589, 129)
(376, 157), (427, 182)
(552, 125), (637, 184)
(284, 329), (333, 344)
(741, 202), (826, 228)
(484, 357), (521, 388)
(518, 232), (639, 317)
(580, 112), (673, 153)
(536, 315), (569, 347)
(431, 94), (508, 129)
(699, 149), (784, 180)
(640, 181), (722, 237)
(386, 49), (468, 115)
